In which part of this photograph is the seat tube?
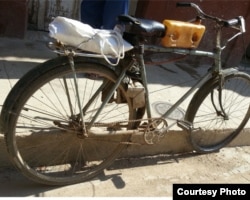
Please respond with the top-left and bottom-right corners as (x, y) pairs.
(136, 45), (152, 119)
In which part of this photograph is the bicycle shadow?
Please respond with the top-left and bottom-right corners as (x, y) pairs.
(0, 167), (126, 197)
(145, 52), (210, 85)
(0, 33), (209, 88)
(0, 151), (201, 197)
(145, 52), (250, 85)
(109, 151), (201, 170)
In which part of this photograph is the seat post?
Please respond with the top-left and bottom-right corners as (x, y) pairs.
(136, 44), (152, 119)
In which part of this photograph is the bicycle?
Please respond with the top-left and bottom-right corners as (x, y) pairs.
(0, 2), (249, 186)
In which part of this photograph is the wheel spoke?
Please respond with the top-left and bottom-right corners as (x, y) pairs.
(1, 58), (135, 185)
(186, 73), (250, 152)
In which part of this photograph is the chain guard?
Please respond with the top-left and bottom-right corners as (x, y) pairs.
(143, 118), (168, 144)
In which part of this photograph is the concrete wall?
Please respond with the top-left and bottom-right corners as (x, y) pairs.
(1, 129), (250, 168)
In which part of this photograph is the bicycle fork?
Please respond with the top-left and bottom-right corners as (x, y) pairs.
(211, 74), (229, 120)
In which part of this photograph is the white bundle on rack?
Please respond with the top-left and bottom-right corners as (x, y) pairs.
(49, 16), (133, 65)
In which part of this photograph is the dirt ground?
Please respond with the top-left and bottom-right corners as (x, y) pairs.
(0, 146), (250, 197)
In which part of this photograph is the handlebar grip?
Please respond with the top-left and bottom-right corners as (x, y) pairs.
(176, 2), (192, 7)
(224, 18), (240, 27)
(223, 16), (246, 33)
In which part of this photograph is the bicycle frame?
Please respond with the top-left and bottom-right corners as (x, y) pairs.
(142, 45), (216, 120)
(129, 47), (238, 125)
(139, 21), (244, 122)
(52, 7), (245, 136)
(78, 45), (238, 135)
(3, 1), (250, 186)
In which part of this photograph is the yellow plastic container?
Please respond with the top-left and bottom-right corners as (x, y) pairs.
(161, 20), (206, 49)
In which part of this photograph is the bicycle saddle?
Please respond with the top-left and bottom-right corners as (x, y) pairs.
(117, 15), (166, 45)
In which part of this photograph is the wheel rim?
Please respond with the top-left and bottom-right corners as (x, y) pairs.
(6, 64), (135, 185)
(188, 74), (250, 152)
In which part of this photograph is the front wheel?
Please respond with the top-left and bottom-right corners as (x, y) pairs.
(0, 56), (136, 185)
(185, 71), (250, 153)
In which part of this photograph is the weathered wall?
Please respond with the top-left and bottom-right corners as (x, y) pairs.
(28, 0), (138, 31)
(1, 0), (137, 37)
(28, 0), (81, 31)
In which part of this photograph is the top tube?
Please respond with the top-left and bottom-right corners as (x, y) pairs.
(144, 45), (215, 59)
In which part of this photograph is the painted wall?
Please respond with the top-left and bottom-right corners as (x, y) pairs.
(0, 0), (28, 38)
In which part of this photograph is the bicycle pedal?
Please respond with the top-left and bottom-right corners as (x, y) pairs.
(177, 120), (193, 132)
(120, 141), (142, 145)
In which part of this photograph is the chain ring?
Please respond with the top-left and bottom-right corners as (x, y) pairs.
(143, 118), (168, 145)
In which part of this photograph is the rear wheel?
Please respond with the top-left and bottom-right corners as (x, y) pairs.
(185, 72), (250, 153)
(0, 57), (136, 185)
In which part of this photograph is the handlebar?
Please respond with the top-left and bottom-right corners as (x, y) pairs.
(176, 2), (246, 33)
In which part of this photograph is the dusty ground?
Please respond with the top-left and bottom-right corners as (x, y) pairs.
(0, 146), (250, 197)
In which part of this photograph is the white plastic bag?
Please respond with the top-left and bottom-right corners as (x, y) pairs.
(48, 16), (133, 65)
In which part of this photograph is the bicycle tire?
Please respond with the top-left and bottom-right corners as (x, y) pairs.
(185, 71), (250, 153)
(0, 56), (136, 185)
